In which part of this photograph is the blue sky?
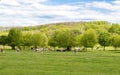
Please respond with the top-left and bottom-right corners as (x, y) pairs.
(0, 0), (120, 27)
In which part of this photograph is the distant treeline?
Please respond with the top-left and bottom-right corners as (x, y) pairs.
(0, 21), (120, 50)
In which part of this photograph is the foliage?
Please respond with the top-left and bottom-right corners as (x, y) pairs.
(0, 35), (8, 45)
(1, 21), (120, 49)
(98, 32), (111, 50)
(49, 29), (76, 50)
(75, 35), (82, 47)
(109, 34), (120, 50)
(108, 24), (120, 34)
(32, 33), (48, 47)
(22, 32), (33, 47)
(80, 29), (98, 48)
(7, 28), (22, 49)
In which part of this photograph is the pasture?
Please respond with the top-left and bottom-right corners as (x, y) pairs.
(0, 50), (120, 75)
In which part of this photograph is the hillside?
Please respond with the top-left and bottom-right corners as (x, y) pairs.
(0, 21), (117, 36)
(14, 21), (111, 36)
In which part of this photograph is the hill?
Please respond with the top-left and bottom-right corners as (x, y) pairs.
(0, 21), (117, 36)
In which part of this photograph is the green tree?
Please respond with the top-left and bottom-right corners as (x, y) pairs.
(32, 33), (48, 47)
(98, 32), (111, 51)
(80, 29), (98, 50)
(0, 35), (8, 45)
(7, 28), (22, 50)
(75, 34), (82, 47)
(48, 30), (60, 47)
(22, 33), (33, 47)
(110, 34), (120, 50)
(108, 24), (120, 34)
(48, 29), (76, 51)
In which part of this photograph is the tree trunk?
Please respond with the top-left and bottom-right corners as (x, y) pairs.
(86, 47), (87, 51)
(115, 47), (117, 51)
(103, 46), (105, 51)
(12, 46), (15, 50)
(66, 46), (71, 51)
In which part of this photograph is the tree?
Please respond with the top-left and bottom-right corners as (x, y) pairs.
(32, 33), (48, 47)
(48, 29), (76, 51)
(75, 34), (82, 47)
(110, 34), (120, 50)
(22, 33), (33, 48)
(0, 35), (8, 45)
(98, 32), (111, 51)
(7, 28), (22, 50)
(108, 24), (120, 34)
(80, 29), (98, 50)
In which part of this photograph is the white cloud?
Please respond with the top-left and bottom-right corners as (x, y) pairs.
(0, 0), (20, 6)
(92, 1), (112, 9)
(91, 1), (120, 11)
(18, 0), (48, 3)
(0, 0), (120, 27)
(113, 0), (120, 4)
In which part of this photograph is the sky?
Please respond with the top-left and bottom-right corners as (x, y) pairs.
(0, 0), (120, 27)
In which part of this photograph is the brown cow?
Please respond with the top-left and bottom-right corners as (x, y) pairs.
(0, 45), (5, 53)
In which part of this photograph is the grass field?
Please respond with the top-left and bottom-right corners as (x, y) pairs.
(0, 50), (120, 75)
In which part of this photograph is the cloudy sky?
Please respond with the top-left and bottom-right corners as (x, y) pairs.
(0, 0), (120, 27)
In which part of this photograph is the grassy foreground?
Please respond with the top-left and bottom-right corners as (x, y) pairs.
(0, 50), (120, 75)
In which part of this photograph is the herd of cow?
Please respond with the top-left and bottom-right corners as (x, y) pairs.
(0, 45), (92, 54)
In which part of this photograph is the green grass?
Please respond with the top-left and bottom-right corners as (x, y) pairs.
(0, 50), (120, 75)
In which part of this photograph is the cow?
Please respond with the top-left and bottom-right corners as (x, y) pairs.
(56, 49), (61, 52)
(34, 46), (40, 52)
(56, 48), (67, 52)
(62, 49), (66, 52)
(32, 46), (47, 53)
(31, 47), (34, 50)
(0, 45), (5, 53)
(48, 47), (53, 51)
(15, 46), (21, 54)
(74, 47), (80, 54)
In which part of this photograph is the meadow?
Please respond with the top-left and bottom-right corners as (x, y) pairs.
(0, 50), (120, 75)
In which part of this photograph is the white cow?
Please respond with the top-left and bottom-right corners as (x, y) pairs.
(34, 47), (46, 53)
(15, 46), (21, 54)
(74, 47), (80, 54)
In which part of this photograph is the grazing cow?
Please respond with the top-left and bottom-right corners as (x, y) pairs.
(56, 49), (61, 52)
(0, 45), (5, 53)
(62, 49), (66, 52)
(15, 46), (21, 53)
(33, 46), (46, 53)
(42, 47), (46, 53)
(56, 48), (66, 52)
(34, 46), (40, 52)
(48, 47), (53, 51)
(74, 47), (80, 54)
(31, 47), (34, 50)
(56, 48), (68, 52)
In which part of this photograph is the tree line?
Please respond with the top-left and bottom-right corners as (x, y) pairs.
(0, 21), (120, 51)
